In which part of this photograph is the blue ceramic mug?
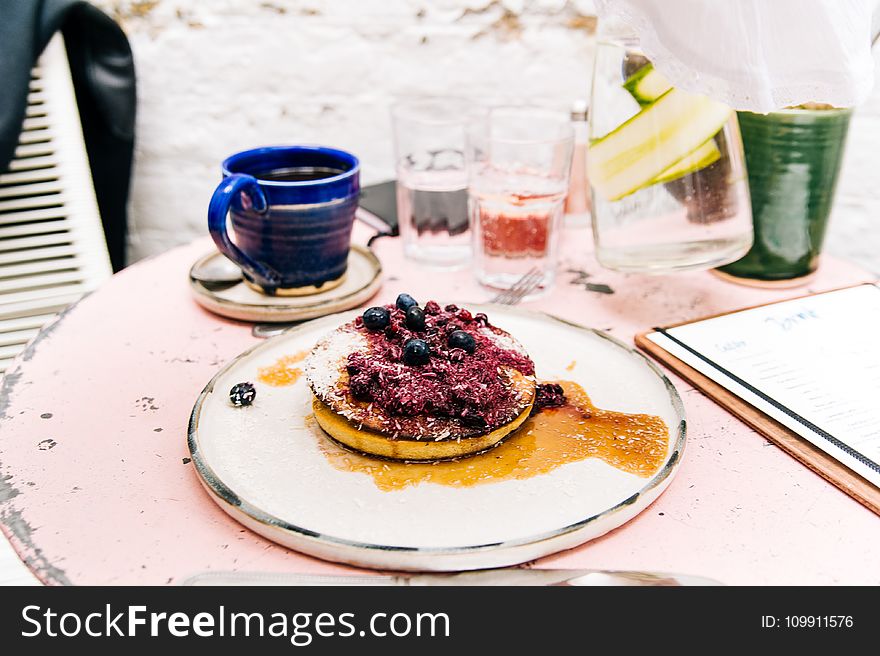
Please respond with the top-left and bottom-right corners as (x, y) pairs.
(208, 145), (360, 295)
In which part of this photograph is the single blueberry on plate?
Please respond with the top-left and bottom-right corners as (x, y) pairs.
(448, 330), (476, 354)
(396, 293), (418, 311)
(405, 305), (426, 331)
(403, 338), (431, 365)
(362, 306), (390, 330)
(229, 382), (256, 406)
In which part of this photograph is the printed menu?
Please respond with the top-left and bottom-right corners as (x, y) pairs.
(644, 283), (880, 489)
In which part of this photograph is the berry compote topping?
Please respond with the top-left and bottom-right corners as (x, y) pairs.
(533, 382), (568, 414)
(346, 300), (535, 428)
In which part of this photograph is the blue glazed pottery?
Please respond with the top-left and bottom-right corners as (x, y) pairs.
(207, 145), (360, 295)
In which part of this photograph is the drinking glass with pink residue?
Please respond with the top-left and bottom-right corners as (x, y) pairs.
(466, 107), (574, 299)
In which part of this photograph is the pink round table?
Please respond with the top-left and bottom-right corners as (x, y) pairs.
(1, 224), (878, 585)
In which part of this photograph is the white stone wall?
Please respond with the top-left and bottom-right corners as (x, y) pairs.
(98, 0), (879, 273)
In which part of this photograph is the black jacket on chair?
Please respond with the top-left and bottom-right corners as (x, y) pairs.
(0, 0), (136, 271)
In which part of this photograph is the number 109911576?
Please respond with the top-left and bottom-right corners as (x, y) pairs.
(762, 616), (854, 629)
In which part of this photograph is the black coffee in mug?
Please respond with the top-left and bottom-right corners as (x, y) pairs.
(254, 166), (346, 183)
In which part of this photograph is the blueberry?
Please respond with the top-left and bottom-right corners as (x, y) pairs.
(362, 306), (390, 330)
(396, 293), (418, 311)
(403, 338), (431, 366)
(448, 330), (476, 354)
(405, 306), (426, 331)
(229, 382), (256, 406)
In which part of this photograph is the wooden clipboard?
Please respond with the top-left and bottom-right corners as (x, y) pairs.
(635, 286), (880, 517)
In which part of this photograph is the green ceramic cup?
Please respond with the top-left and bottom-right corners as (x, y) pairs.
(717, 107), (852, 285)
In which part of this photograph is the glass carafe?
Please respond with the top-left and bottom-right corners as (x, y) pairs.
(588, 23), (753, 273)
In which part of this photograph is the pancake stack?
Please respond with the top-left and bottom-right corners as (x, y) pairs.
(305, 295), (536, 461)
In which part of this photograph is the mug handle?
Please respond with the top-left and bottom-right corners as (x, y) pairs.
(207, 173), (281, 290)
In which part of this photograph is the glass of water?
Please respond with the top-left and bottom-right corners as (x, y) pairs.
(466, 107), (574, 296)
(391, 98), (487, 268)
(588, 23), (753, 273)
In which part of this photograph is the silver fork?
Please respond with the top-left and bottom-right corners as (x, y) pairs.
(251, 268), (545, 338)
(489, 267), (544, 305)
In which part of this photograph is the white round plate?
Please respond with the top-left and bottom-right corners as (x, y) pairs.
(189, 244), (382, 323)
(188, 306), (686, 571)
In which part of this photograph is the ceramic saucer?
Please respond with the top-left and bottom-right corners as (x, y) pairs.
(189, 244), (382, 323)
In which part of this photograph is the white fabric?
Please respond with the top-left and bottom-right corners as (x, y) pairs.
(595, 0), (876, 112)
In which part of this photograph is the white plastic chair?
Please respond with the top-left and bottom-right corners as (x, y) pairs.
(0, 33), (113, 374)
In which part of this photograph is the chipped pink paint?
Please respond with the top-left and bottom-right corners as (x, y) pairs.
(0, 224), (878, 585)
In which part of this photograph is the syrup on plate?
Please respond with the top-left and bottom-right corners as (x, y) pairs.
(257, 351), (309, 387)
(318, 380), (670, 491)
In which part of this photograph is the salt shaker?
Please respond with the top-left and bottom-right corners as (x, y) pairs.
(564, 99), (591, 228)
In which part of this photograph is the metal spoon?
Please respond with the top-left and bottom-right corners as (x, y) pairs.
(190, 255), (243, 291)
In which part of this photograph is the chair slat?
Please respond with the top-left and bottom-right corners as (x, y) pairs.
(0, 168), (59, 186)
(0, 258), (76, 279)
(17, 130), (53, 145)
(7, 155), (58, 171)
(0, 181), (63, 199)
(0, 194), (64, 213)
(0, 343), (36, 359)
(13, 142), (54, 159)
(0, 313), (58, 333)
(0, 284), (85, 309)
(0, 328), (40, 348)
(0, 233), (72, 253)
(0, 270), (83, 294)
(0, 219), (68, 239)
(0, 244), (78, 264)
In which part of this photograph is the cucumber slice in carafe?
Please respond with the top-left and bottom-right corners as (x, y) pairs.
(652, 139), (721, 185)
(589, 87), (732, 202)
(620, 64), (725, 190)
(623, 64), (672, 105)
